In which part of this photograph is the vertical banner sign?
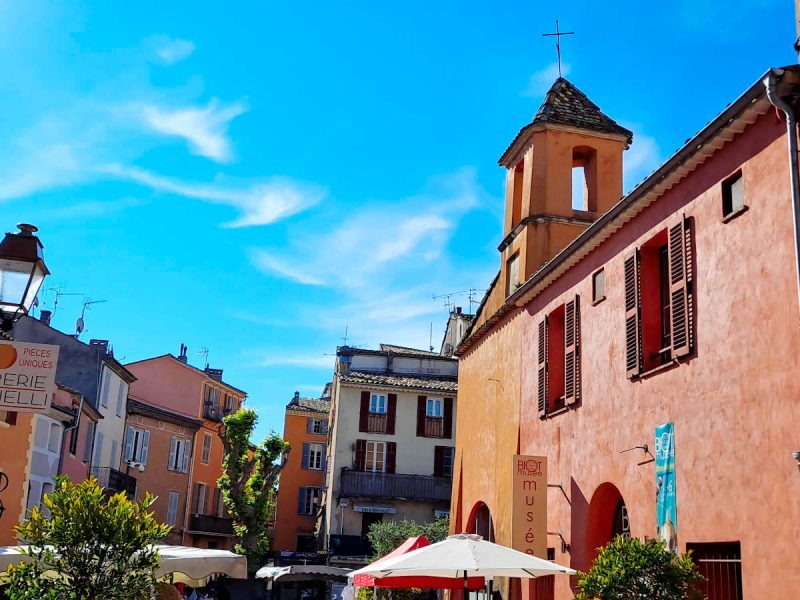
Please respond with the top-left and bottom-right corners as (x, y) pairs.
(0, 341), (59, 414)
(511, 455), (547, 557)
(654, 423), (678, 553)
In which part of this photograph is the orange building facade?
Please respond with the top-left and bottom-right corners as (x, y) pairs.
(452, 69), (800, 600)
(126, 348), (245, 550)
(273, 391), (330, 560)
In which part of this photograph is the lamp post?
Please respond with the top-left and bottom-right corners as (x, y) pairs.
(0, 223), (49, 331)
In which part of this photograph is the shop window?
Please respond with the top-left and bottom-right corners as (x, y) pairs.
(537, 296), (581, 417)
(625, 216), (694, 378)
(686, 542), (743, 600)
(722, 171), (746, 221)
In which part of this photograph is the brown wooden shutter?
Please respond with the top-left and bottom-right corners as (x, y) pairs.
(537, 317), (548, 417)
(354, 439), (367, 471)
(416, 396), (427, 436)
(4, 411), (16, 425)
(386, 393), (397, 434)
(386, 442), (397, 474)
(433, 446), (445, 477)
(443, 397), (453, 438)
(358, 391), (370, 432)
(624, 249), (642, 378)
(564, 295), (581, 405)
(668, 216), (693, 358)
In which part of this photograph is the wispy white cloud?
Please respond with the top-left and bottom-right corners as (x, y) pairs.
(153, 36), (196, 65)
(100, 164), (324, 227)
(250, 251), (325, 285)
(139, 99), (246, 162)
(522, 62), (570, 97)
(621, 124), (661, 191)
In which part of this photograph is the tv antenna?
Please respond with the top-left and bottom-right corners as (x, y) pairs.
(429, 322), (434, 353)
(75, 298), (107, 337)
(341, 324), (349, 347)
(44, 284), (83, 318)
(432, 288), (486, 314)
(198, 347), (210, 368)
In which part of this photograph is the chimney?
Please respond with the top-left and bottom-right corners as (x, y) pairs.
(40, 310), (52, 326)
(89, 339), (110, 355)
(293, 391), (300, 401)
(455, 306), (462, 315)
(205, 367), (223, 381)
(177, 343), (188, 363)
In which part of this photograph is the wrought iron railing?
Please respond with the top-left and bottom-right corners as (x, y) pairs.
(91, 467), (136, 498)
(189, 514), (235, 536)
(366, 412), (387, 433)
(340, 470), (452, 503)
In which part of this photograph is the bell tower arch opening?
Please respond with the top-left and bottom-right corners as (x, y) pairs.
(572, 145), (598, 212)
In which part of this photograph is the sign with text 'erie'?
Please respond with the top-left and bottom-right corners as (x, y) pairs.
(511, 454), (547, 557)
(0, 341), (59, 414)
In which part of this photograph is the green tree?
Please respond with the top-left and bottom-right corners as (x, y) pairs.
(218, 408), (289, 568)
(576, 535), (704, 600)
(4, 476), (169, 600)
(366, 517), (450, 560)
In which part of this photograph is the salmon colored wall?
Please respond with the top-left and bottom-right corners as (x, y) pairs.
(0, 412), (33, 545)
(274, 410), (328, 551)
(55, 388), (95, 483)
(455, 111), (800, 599)
(127, 358), (202, 418)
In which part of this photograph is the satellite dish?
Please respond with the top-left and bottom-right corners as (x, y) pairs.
(75, 317), (84, 334)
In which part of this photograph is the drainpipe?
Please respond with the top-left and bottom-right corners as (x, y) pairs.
(58, 395), (85, 476)
(765, 68), (800, 318)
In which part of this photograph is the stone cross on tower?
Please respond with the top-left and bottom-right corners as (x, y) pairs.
(541, 20), (574, 78)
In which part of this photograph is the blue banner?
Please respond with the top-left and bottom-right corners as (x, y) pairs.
(655, 422), (677, 552)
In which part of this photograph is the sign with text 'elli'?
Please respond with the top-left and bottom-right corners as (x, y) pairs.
(511, 454), (547, 557)
(0, 341), (59, 414)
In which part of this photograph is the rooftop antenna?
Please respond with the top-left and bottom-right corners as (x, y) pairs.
(44, 284), (83, 318)
(429, 322), (434, 353)
(75, 298), (107, 338)
(198, 347), (210, 369)
(341, 324), (349, 347)
(433, 289), (486, 314)
(542, 19), (575, 78)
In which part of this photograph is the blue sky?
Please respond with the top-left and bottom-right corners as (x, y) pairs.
(1, 0), (793, 440)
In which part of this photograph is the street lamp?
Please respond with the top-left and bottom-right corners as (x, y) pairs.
(0, 223), (49, 331)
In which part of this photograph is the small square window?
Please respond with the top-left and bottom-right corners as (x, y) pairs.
(506, 253), (520, 296)
(592, 269), (605, 304)
(722, 171), (746, 220)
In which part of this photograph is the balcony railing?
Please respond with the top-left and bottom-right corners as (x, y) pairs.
(366, 412), (387, 433)
(423, 416), (444, 437)
(189, 514), (235, 536)
(329, 534), (373, 557)
(340, 470), (452, 503)
(91, 467), (136, 498)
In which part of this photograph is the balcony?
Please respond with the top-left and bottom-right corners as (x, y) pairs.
(91, 467), (136, 498)
(423, 416), (444, 437)
(189, 514), (235, 536)
(340, 470), (452, 503)
(329, 534), (373, 557)
(366, 412), (387, 433)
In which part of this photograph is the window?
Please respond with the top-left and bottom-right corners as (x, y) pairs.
(307, 418), (328, 434)
(204, 386), (221, 419)
(201, 432), (212, 464)
(303, 442), (325, 470)
(625, 217), (694, 378)
(686, 542), (742, 600)
(510, 159), (524, 227)
(592, 268), (605, 304)
(168, 437), (191, 473)
(69, 418), (80, 456)
(297, 534), (317, 552)
(223, 393), (238, 414)
(93, 431), (104, 466)
(100, 371), (111, 408)
(365, 441), (386, 473)
(722, 171), (746, 219)
(506, 253), (520, 296)
(125, 427), (150, 465)
(166, 492), (180, 526)
(426, 398), (443, 418)
(110, 440), (118, 469)
(434, 446), (455, 477)
(537, 296), (581, 417)
(369, 393), (386, 414)
(298, 487), (322, 515)
(115, 383), (126, 417)
(83, 421), (95, 462)
(47, 422), (61, 453)
(194, 483), (208, 514)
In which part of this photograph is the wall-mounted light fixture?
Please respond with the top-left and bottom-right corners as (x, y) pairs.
(547, 530), (570, 553)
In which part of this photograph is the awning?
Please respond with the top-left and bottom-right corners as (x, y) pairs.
(256, 564), (352, 582)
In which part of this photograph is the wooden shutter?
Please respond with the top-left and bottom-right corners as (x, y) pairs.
(168, 437), (177, 471)
(537, 317), (548, 417)
(355, 439), (366, 471)
(359, 391), (370, 432)
(297, 487), (307, 514)
(386, 393), (397, 434)
(386, 442), (397, 474)
(564, 295), (581, 405)
(443, 397), (453, 438)
(320, 444), (327, 472)
(433, 446), (445, 477)
(212, 487), (221, 517)
(181, 440), (191, 473)
(4, 411), (16, 425)
(668, 216), (693, 358)
(141, 430), (150, 465)
(302, 442), (310, 469)
(306, 418), (314, 433)
(416, 396), (427, 436)
(124, 426), (135, 462)
(624, 249), (642, 378)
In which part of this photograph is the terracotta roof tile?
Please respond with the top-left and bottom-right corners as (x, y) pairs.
(287, 396), (331, 413)
(339, 370), (457, 393)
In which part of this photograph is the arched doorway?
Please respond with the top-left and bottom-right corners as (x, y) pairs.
(584, 483), (629, 565)
(465, 501), (495, 542)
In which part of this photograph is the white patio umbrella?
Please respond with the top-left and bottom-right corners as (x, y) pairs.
(350, 534), (575, 581)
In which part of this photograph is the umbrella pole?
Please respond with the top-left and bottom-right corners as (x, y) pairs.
(463, 572), (467, 600)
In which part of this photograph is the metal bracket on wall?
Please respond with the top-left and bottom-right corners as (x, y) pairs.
(547, 482), (571, 505)
(547, 529), (571, 554)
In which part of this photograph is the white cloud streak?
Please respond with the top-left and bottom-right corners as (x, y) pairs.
(140, 99), (246, 162)
(522, 62), (570, 97)
(154, 36), (196, 65)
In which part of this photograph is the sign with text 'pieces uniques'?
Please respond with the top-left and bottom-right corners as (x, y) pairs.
(511, 454), (547, 557)
(0, 341), (59, 414)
